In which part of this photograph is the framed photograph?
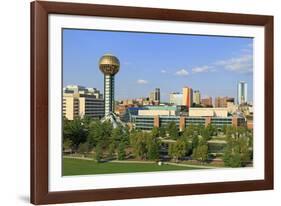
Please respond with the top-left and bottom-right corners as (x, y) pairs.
(31, 1), (274, 204)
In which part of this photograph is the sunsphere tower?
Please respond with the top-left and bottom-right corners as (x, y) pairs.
(99, 53), (120, 116)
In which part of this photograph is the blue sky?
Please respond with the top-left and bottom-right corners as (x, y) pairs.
(63, 29), (253, 102)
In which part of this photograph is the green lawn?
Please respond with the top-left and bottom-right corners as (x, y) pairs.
(63, 158), (199, 176)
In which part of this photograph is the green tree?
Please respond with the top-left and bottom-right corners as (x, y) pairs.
(223, 126), (253, 167)
(151, 127), (160, 138)
(87, 120), (113, 148)
(130, 131), (148, 160)
(166, 122), (179, 139)
(82, 115), (93, 129)
(183, 124), (196, 139)
(168, 143), (175, 161)
(223, 150), (242, 167)
(222, 125), (227, 134)
(94, 143), (102, 162)
(102, 121), (114, 143)
(191, 135), (199, 150)
(111, 127), (123, 143)
(108, 142), (115, 158)
(87, 121), (103, 147)
(197, 124), (205, 136)
(159, 127), (166, 137)
(192, 140), (209, 162)
(63, 138), (73, 152)
(130, 131), (160, 160)
(184, 139), (192, 156)
(63, 117), (88, 150)
(201, 126), (212, 141)
(168, 139), (186, 162)
(78, 142), (90, 155)
(117, 142), (126, 160)
(146, 136), (159, 160)
(121, 126), (130, 145)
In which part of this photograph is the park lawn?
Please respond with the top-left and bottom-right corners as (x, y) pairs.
(63, 158), (199, 176)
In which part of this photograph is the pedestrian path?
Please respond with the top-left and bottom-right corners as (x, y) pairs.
(166, 162), (220, 169)
(64, 155), (221, 169)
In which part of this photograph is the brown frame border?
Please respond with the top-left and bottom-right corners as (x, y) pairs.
(31, 1), (274, 204)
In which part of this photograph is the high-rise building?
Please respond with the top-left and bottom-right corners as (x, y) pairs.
(149, 88), (160, 104)
(99, 53), (120, 116)
(193, 90), (201, 105)
(237, 81), (248, 105)
(215, 96), (235, 107)
(182, 87), (193, 108)
(169, 92), (183, 105)
(201, 97), (213, 107)
(149, 92), (155, 102)
(215, 96), (226, 107)
(63, 85), (104, 120)
(155, 88), (160, 102)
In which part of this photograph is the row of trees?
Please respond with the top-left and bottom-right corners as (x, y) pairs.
(150, 122), (218, 140)
(63, 117), (129, 161)
(63, 117), (253, 167)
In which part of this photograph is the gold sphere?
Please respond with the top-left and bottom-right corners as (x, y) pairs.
(99, 53), (120, 75)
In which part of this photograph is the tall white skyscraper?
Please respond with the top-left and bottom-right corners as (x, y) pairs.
(237, 81), (248, 105)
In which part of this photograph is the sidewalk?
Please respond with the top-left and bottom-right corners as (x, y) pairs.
(64, 155), (220, 169)
(166, 162), (219, 169)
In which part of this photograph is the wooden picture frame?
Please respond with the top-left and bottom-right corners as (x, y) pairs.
(31, 1), (274, 204)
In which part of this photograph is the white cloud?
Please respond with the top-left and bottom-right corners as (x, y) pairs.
(136, 79), (148, 84)
(192, 66), (213, 73)
(240, 42), (253, 54)
(215, 54), (253, 73)
(161, 70), (167, 73)
(175, 69), (189, 76)
(247, 42), (253, 48)
(123, 61), (131, 65)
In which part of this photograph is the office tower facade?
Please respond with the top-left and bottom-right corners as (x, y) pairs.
(215, 96), (226, 107)
(182, 87), (193, 108)
(99, 54), (120, 116)
(132, 107), (246, 131)
(193, 90), (201, 105)
(237, 81), (248, 105)
(149, 88), (161, 104)
(169, 92), (183, 105)
(201, 97), (213, 107)
(215, 96), (235, 108)
(155, 88), (160, 102)
(149, 92), (155, 102)
(63, 85), (104, 120)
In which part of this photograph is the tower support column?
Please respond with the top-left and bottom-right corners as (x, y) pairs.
(104, 75), (115, 116)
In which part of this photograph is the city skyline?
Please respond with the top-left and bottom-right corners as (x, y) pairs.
(63, 29), (253, 102)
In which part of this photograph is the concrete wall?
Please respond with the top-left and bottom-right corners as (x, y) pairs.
(139, 110), (176, 116)
(189, 108), (228, 117)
